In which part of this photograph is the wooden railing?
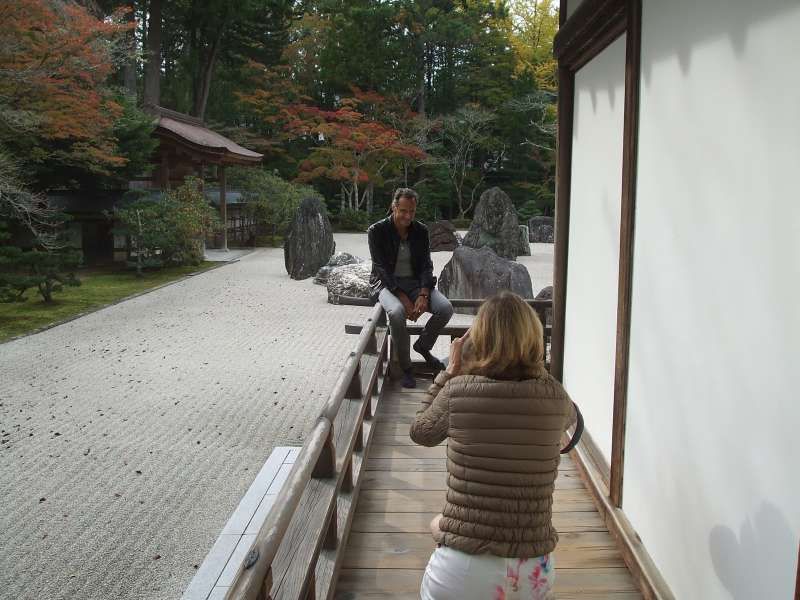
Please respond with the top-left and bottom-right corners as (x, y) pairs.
(224, 302), (389, 600)
(222, 296), (552, 600)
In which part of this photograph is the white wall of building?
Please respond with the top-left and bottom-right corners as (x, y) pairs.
(562, 35), (626, 466)
(624, 1), (800, 598)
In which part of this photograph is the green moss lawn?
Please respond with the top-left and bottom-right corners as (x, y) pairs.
(0, 262), (216, 342)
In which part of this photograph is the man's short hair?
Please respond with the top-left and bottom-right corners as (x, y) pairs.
(392, 188), (418, 206)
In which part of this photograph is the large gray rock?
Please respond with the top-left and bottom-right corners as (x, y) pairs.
(284, 197), (335, 280)
(528, 216), (555, 243)
(326, 262), (372, 303)
(518, 225), (531, 256)
(462, 187), (523, 260)
(313, 252), (364, 285)
(429, 220), (460, 252)
(438, 246), (533, 314)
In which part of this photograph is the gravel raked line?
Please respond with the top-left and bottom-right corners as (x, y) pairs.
(0, 234), (552, 600)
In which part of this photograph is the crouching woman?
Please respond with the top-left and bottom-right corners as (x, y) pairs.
(410, 291), (577, 600)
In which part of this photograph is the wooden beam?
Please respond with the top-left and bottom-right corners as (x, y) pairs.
(160, 151), (170, 189)
(550, 66), (574, 383)
(219, 165), (228, 251)
(609, 0), (641, 510)
(795, 542), (799, 600)
(554, 0), (626, 71)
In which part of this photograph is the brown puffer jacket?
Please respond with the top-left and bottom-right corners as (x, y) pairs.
(409, 369), (576, 558)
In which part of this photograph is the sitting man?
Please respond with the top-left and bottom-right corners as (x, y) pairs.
(368, 188), (454, 388)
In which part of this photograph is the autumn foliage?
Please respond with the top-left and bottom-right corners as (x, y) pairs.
(0, 0), (132, 183)
(239, 69), (426, 211)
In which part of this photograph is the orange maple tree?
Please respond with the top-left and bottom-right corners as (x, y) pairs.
(0, 0), (131, 183)
(291, 98), (426, 212)
(239, 70), (426, 212)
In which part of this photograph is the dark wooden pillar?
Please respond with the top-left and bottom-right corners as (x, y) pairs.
(610, 0), (642, 509)
(550, 66), (575, 383)
(160, 152), (170, 189)
(219, 164), (228, 251)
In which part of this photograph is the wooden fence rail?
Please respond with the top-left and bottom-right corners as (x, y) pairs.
(224, 303), (388, 600)
(223, 296), (552, 600)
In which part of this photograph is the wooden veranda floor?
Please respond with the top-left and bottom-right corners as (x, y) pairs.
(333, 375), (643, 600)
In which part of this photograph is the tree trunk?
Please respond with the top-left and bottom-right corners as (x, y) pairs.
(123, 1), (137, 97)
(192, 39), (221, 120)
(143, 0), (162, 106)
(416, 36), (426, 118)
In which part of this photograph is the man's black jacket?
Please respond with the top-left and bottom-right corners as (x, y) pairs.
(367, 216), (436, 300)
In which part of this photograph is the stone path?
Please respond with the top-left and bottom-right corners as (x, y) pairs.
(0, 234), (553, 600)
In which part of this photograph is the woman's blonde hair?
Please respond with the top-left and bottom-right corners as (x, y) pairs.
(462, 291), (547, 380)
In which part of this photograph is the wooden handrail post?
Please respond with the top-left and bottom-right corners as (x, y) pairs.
(323, 509), (338, 550)
(354, 422), (364, 451)
(365, 318), (378, 354)
(303, 571), (316, 600)
(312, 426), (336, 479)
(341, 455), (353, 493)
(258, 568), (272, 600)
(345, 360), (362, 400)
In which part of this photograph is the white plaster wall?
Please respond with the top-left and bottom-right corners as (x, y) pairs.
(624, 1), (800, 598)
(562, 35), (626, 465)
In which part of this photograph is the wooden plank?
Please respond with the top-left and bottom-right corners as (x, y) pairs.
(364, 458), (447, 472)
(356, 489), (597, 514)
(374, 414), (415, 425)
(343, 531), (623, 570)
(364, 454), (578, 471)
(384, 384), (430, 396)
(367, 445), (446, 459)
(370, 435), (443, 447)
(342, 532), (434, 569)
(360, 470), (586, 491)
(371, 422), (414, 436)
(271, 477), (337, 600)
(352, 510), (606, 535)
(375, 408), (422, 417)
(335, 569), (423, 595)
(335, 568), (641, 599)
(556, 567), (642, 597)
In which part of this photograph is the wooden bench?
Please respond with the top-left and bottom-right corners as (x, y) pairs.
(345, 321), (553, 378)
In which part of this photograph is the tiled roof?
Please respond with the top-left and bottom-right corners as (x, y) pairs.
(146, 105), (262, 164)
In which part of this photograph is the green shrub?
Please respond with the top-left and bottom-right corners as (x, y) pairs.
(334, 208), (373, 232)
(114, 177), (220, 275)
(254, 234), (284, 248)
(0, 240), (81, 303)
(228, 167), (323, 245)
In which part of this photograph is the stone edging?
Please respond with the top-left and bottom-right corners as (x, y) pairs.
(0, 258), (241, 346)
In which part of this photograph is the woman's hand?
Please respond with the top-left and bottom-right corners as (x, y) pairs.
(447, 329), (470, 376)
